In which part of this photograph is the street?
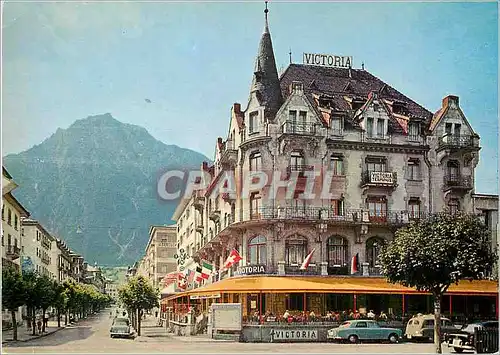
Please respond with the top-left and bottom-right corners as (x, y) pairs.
(2, 310), (458, 354)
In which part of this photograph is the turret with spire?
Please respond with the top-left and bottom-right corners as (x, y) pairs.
(249, 1), (283, 120)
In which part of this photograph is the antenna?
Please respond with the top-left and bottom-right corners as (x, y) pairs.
(289, 48), (292, 64)
(361, 62), (365, 70)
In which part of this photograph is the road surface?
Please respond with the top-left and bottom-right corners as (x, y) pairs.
(3, 310), (454, 353)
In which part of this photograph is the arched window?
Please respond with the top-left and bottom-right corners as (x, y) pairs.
(248, 235), (267, 265)
(366, 237), (385, 267)
(285, 235), (308, 266)
(327, 236), (348, 267)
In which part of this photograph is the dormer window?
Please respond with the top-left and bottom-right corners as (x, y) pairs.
(249, 111), (259, 134)
(408, 122), (420, 141)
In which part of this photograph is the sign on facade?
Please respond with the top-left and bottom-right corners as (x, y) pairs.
(235, 264), (266, 276)
(370, 171), (394, 184)
(190, 294), (220, 300)
(270, 329), (318, 342)
(211, 303), (242, 331)
(303, 53), (352, 68)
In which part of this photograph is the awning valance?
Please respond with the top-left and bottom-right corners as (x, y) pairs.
(162, 276), (498, 302)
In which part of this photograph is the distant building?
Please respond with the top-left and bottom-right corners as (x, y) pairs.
(84, 263), (106, 293)
(22, 219), (57, 281)
(55, 239), (73, 283)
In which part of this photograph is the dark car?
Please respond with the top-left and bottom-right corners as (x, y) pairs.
(110, 317), (136, 339)
(444, 321), (498, 353)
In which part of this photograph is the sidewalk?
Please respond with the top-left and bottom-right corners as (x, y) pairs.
(2, 320), (65, 344)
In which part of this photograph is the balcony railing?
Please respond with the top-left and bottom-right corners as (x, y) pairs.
(438, 134), (478, 150)
(286, 165), (314, 177)
(443, 175), (473, 190)
(361, 171), (397, 187)
(281, 121), (316, 135)
(6, 245), (20, 259)
(248, 207), (426, 225)
(368, 266), (383, 276)
(285, 264), (321, 275)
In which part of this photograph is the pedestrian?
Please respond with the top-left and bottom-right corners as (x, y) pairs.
(44, 313), (49, 328)
(37, 319), (42, 335)
(155, 310), (158, 318)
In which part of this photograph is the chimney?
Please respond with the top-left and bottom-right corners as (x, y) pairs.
(442, 95), (459, 108)
(233, 103), (241, 114)
(290, 81), (304, 94)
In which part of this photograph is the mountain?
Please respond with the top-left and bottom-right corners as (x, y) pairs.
(3, 114), (209, 266)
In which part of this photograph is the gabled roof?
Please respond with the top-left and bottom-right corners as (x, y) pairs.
(279, 64), (433, 130)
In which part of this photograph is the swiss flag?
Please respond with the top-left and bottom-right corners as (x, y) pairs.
(299, 249), (315, 270)
(221, 249), (242, 271)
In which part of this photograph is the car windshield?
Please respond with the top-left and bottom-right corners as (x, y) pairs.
(339, 321), (351, 328)
(113, 318), (129, 326)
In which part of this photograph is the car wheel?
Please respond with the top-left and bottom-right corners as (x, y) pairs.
(388, 333), (399, 343)
(348, 334), (358, 343)
(453, 348), (464, 353)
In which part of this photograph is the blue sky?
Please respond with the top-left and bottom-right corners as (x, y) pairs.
(2, 1), (498, 194)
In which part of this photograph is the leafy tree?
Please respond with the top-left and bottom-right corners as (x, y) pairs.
(36, 275), (56, 333)
(2, 267), (26, 340)
(52, 281), (67, 328)
(379, 212), (496, 353)
(23, 271), (42, 335)
(118, 276), (159, 336)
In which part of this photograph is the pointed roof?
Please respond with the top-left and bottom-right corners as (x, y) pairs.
(249, 4), (283, 119)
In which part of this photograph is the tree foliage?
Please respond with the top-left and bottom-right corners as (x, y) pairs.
(379, 212), (496, 353)
(2, 267), (26, 340)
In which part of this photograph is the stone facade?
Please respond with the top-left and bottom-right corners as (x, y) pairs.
(22, 219), (57, 280)
(172, 10), (494, 286)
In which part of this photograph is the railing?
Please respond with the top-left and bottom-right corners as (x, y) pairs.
(247, 207), (426, 225)
(407, 135), (424, 144)
(284, 264), (321, 275)
(362, 133), (392, 144)
(368, 266), (383, 276)
(475, 327), (499, 353)
(327, 265), (349, 275)
(361, 171), (397, 186)
(329, 128), (344, 137)
(438, 134), (478, 149)
(286, 165), (314, 176)
(281, 121), (316, 135)
(443, 175), (472, 189)
(6, 245), (20, 258)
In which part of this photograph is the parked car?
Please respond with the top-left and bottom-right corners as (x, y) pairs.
(405, 314), (457, 342)
(110, 317), (135, 339)
(444, 321), (498, 353)
(327, 319), (402, 343)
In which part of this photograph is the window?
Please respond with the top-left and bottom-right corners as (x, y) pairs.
(248, 235), (267, 265)
(249, 151), (262, 172)
(367, 196), (387, 221)
(408, 199), (421, 219)
(285, 235), (308, 266)
(330, 155), (344, 175)
(289, 110), (297, 123)
(408, 159), (420, 180)
(1, 234), (3, 246)
(299, 111), (307, 125)
(14, 215), (18, 230)
(366, 237), (384, 267)
(37, 231), (40, 241)
(376, 119), (385, 138)
(290, 150), (304, 169)
(366, 117), (374, 137)
(448, 198), (460, 215)
(445, 123), (452, 135)
(447, 161), (460, 180)
(327, 236), (348, 267)
(408, 122), (420, 141)
(330, 199), (344, 216)
(249, 111), (258, 134)
(7, 234), (11, 246)
(454, 124), (461, 137)
(366, 157), (386, 173)
(356, 322), (368, 328)
(250, 193), (261, 219)
(1, 204), (4, 220)
(7, 209), (12, 226)
(331, 117), (343, 135)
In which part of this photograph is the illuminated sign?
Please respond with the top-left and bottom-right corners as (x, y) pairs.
(270, 329), (318, 341)
(303, 53), (352, 68)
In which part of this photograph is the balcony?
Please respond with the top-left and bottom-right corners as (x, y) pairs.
(361, 171), (397, 188)
(443, 175), (473, 192)
(220, 139), (238, 167)
(209, 209), (220, 222)
(193, 193), (204, 211)
(285, 264), (321, 275)
(368, 266), (383, 276)
(5, 245), (20, 260)
(195, 224), (204, 234)
(286, 164), (314, 178)
(437, 134), (479, 151)
(327, 265), (349, 276)
(281, 121), (316, 135)
(222, 192), (236, 203)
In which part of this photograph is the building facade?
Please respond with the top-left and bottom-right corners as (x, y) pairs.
(140, 226), (177, 289)
(173, 9), (492, 283)
(55, 239), (74, 283)
(21, 219), (57, 280)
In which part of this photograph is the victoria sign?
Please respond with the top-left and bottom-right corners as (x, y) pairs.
(303, 53), (352, 68)
(270, 329), (318, 342)
(235, 264), (266, 276)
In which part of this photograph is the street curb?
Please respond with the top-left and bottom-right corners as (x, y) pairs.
(2, 326), (65, 344)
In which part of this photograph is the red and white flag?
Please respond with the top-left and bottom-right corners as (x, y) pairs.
(221, 249), (242, 271)
(299, 249), (316, 270)
(177, 272), (187, 290)
(351, 253), (359, 274)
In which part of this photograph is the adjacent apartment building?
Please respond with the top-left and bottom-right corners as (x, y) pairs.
(22, 218), (58, 280)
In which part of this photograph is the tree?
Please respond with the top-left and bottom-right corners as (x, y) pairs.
(36, 275), (56, 333)
(378, 212), (496, 353)
(118, 276), (159, 336)
(23, 271), (42, 335)
(2, 267), (26, 340)
(52, 281), (67, 328)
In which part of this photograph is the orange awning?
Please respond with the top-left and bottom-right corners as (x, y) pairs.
(163, 275), (498, 303)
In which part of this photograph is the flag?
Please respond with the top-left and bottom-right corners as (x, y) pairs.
(221, 249), (242, 271)
(351, 253), (359, 274)
(299, 249), (315, 270)
(187, 269), (195, 284)
(195, 266), (203, 283)
(177, 272), (187, 290)
(163, 272), (180, 287)
(201, 261), (213, 279)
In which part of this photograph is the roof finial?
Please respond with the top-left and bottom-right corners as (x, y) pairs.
(289, 48), (292, 64)
(264, 1), (269, 33)
(361, 62), (365, 70)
